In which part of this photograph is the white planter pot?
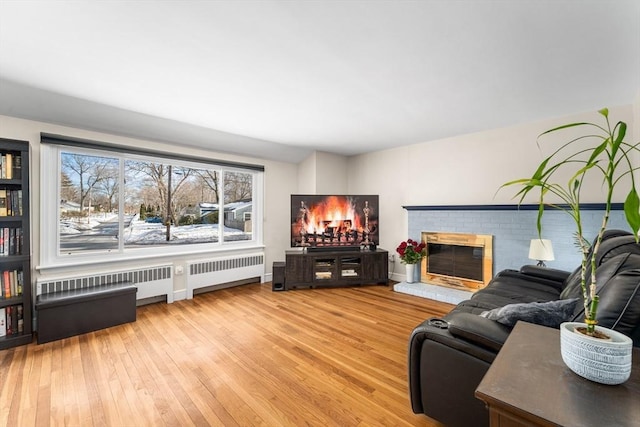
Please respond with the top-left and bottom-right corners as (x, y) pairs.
(560, 322), (633, 385)
(405, 263), (416, 283)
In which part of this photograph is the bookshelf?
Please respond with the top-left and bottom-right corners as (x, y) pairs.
(0, 138), (32, 349)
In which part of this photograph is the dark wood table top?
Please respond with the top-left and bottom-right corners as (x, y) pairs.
(475, 321), (640, 427)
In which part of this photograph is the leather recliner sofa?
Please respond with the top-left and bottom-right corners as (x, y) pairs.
(408, 230), (640, 427)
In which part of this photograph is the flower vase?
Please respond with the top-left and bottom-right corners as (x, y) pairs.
(405, 263), (416, 283)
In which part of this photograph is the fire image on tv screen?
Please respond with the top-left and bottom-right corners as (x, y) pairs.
(290, 194), (379, 248)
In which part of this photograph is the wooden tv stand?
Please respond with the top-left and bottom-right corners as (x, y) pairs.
(284, 248), (389, 290)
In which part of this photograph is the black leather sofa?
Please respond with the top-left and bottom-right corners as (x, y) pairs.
(408, 230), (640, 427)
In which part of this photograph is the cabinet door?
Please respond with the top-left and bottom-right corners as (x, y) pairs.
(339, 255), (362, 280)
(285, 254), (313, 284)
(362, 252), (388, 283)
(313, 257), (338, 282)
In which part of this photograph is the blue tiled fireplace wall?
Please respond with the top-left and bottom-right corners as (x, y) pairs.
(407, 207), (630, 275)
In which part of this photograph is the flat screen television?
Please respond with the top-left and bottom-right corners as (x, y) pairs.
(290, 194), (379, 250)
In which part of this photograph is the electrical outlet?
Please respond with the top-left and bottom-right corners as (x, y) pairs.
(388, 254), (395, 262)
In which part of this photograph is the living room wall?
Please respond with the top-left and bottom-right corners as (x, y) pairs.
(0, 114), (298, 298)
(347, 104), (639, 279)
(297, 150), (348, 194)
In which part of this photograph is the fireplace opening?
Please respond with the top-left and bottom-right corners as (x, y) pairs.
(427, 244), (483, 281)
(421, 232), (493, 291)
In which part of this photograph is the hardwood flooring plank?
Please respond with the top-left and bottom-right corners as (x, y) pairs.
(1, 283), (450, 426)
(17, 346), (39, 427)
(35, 343), (52, 427)
(4, 346), (26, 425)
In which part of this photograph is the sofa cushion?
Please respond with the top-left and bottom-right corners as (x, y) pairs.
(480, 298), (579, 328)
(561, 233), (639, 299)
(560, 230), (633, 299)
(570, 253), (640, 344)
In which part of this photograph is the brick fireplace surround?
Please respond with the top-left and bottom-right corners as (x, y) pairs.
(405, 203), (629, 279)
(395, 204), (628, 304)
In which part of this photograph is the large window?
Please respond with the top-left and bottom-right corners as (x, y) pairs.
(41, 137), (263, 267)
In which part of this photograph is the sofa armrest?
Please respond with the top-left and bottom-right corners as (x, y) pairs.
(518, 265), (571, 283)
(408, 317), (499, 414)
(447, 312), (512, 352)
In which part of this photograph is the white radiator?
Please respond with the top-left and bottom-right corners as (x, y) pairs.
(37, 264), (174, 303)
(186, 252), (264, 298)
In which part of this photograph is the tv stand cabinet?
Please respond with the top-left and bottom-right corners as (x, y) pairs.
(284, 248), (388, 290)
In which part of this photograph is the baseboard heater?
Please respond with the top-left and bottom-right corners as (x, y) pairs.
(186, 251), (264, 298)
(36, 264), (174, 303)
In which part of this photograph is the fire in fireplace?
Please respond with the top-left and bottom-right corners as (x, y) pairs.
(421, 232), (493, 291)
(290, 195), (379, 249)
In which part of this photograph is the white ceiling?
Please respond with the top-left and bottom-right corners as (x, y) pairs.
(0, 0), (638, 163)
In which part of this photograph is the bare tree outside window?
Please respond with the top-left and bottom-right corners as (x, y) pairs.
(60, 152), (119, 254)
(61, 153), (113, 213)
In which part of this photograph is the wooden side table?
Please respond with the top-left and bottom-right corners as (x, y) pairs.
(475, 321), (640, 427)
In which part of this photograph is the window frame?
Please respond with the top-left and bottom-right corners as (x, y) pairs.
(40, 139), (264, 270)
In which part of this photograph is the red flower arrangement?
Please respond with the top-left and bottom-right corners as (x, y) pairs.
(396, 238), (426, 264)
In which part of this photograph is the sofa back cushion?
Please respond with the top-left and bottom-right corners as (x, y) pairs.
(560, 232), (638, 300)
(570, 252), (640, 345)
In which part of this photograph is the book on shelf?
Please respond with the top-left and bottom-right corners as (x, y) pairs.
(0, 307), (5, 337)
(316, 261), (334, 267)
(0, 227), (22, 255)
(13, 155), (21, 180)
(3, 270), (11, 298)
(5, 306), (12, 335)
(1, 269), (22, 299)
(17, 270), (23, 295)
(0, 190), (23, 217)
(0, 153), (19, 180)
(5, 154), (12, 179)
(11, 270), (18, 297)
(17, 305), (23, 333)
(315, 271), (333, 279)
(4, 305), (20, 336)
(341, 269), (358, 277)
(2, 305), (22, 336)
(0, 189), (6, 216)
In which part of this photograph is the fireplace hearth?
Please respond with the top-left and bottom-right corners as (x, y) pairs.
(421, 232), (493, 291)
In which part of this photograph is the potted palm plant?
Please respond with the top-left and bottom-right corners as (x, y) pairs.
(502, 108), (640, 384)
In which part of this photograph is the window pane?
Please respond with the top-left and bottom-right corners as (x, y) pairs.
(223, 171), (253, 241)
(124, 161), (221, 246)
(60, 152), (119, 254)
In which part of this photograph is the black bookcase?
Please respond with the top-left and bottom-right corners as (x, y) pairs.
(0, 138), (32, 349)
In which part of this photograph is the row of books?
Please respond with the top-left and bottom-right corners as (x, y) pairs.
(0, 189), (22, 216)
(1, 269), (23, 299)
(0, 305), (24, 337)
(0, 228), (24, 256)
(0, 153), (22, 180)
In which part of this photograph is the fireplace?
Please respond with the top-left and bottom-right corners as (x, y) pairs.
(420, 232), (493, 291)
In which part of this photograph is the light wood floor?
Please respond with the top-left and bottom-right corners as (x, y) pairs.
(0, 282), (452, 426)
